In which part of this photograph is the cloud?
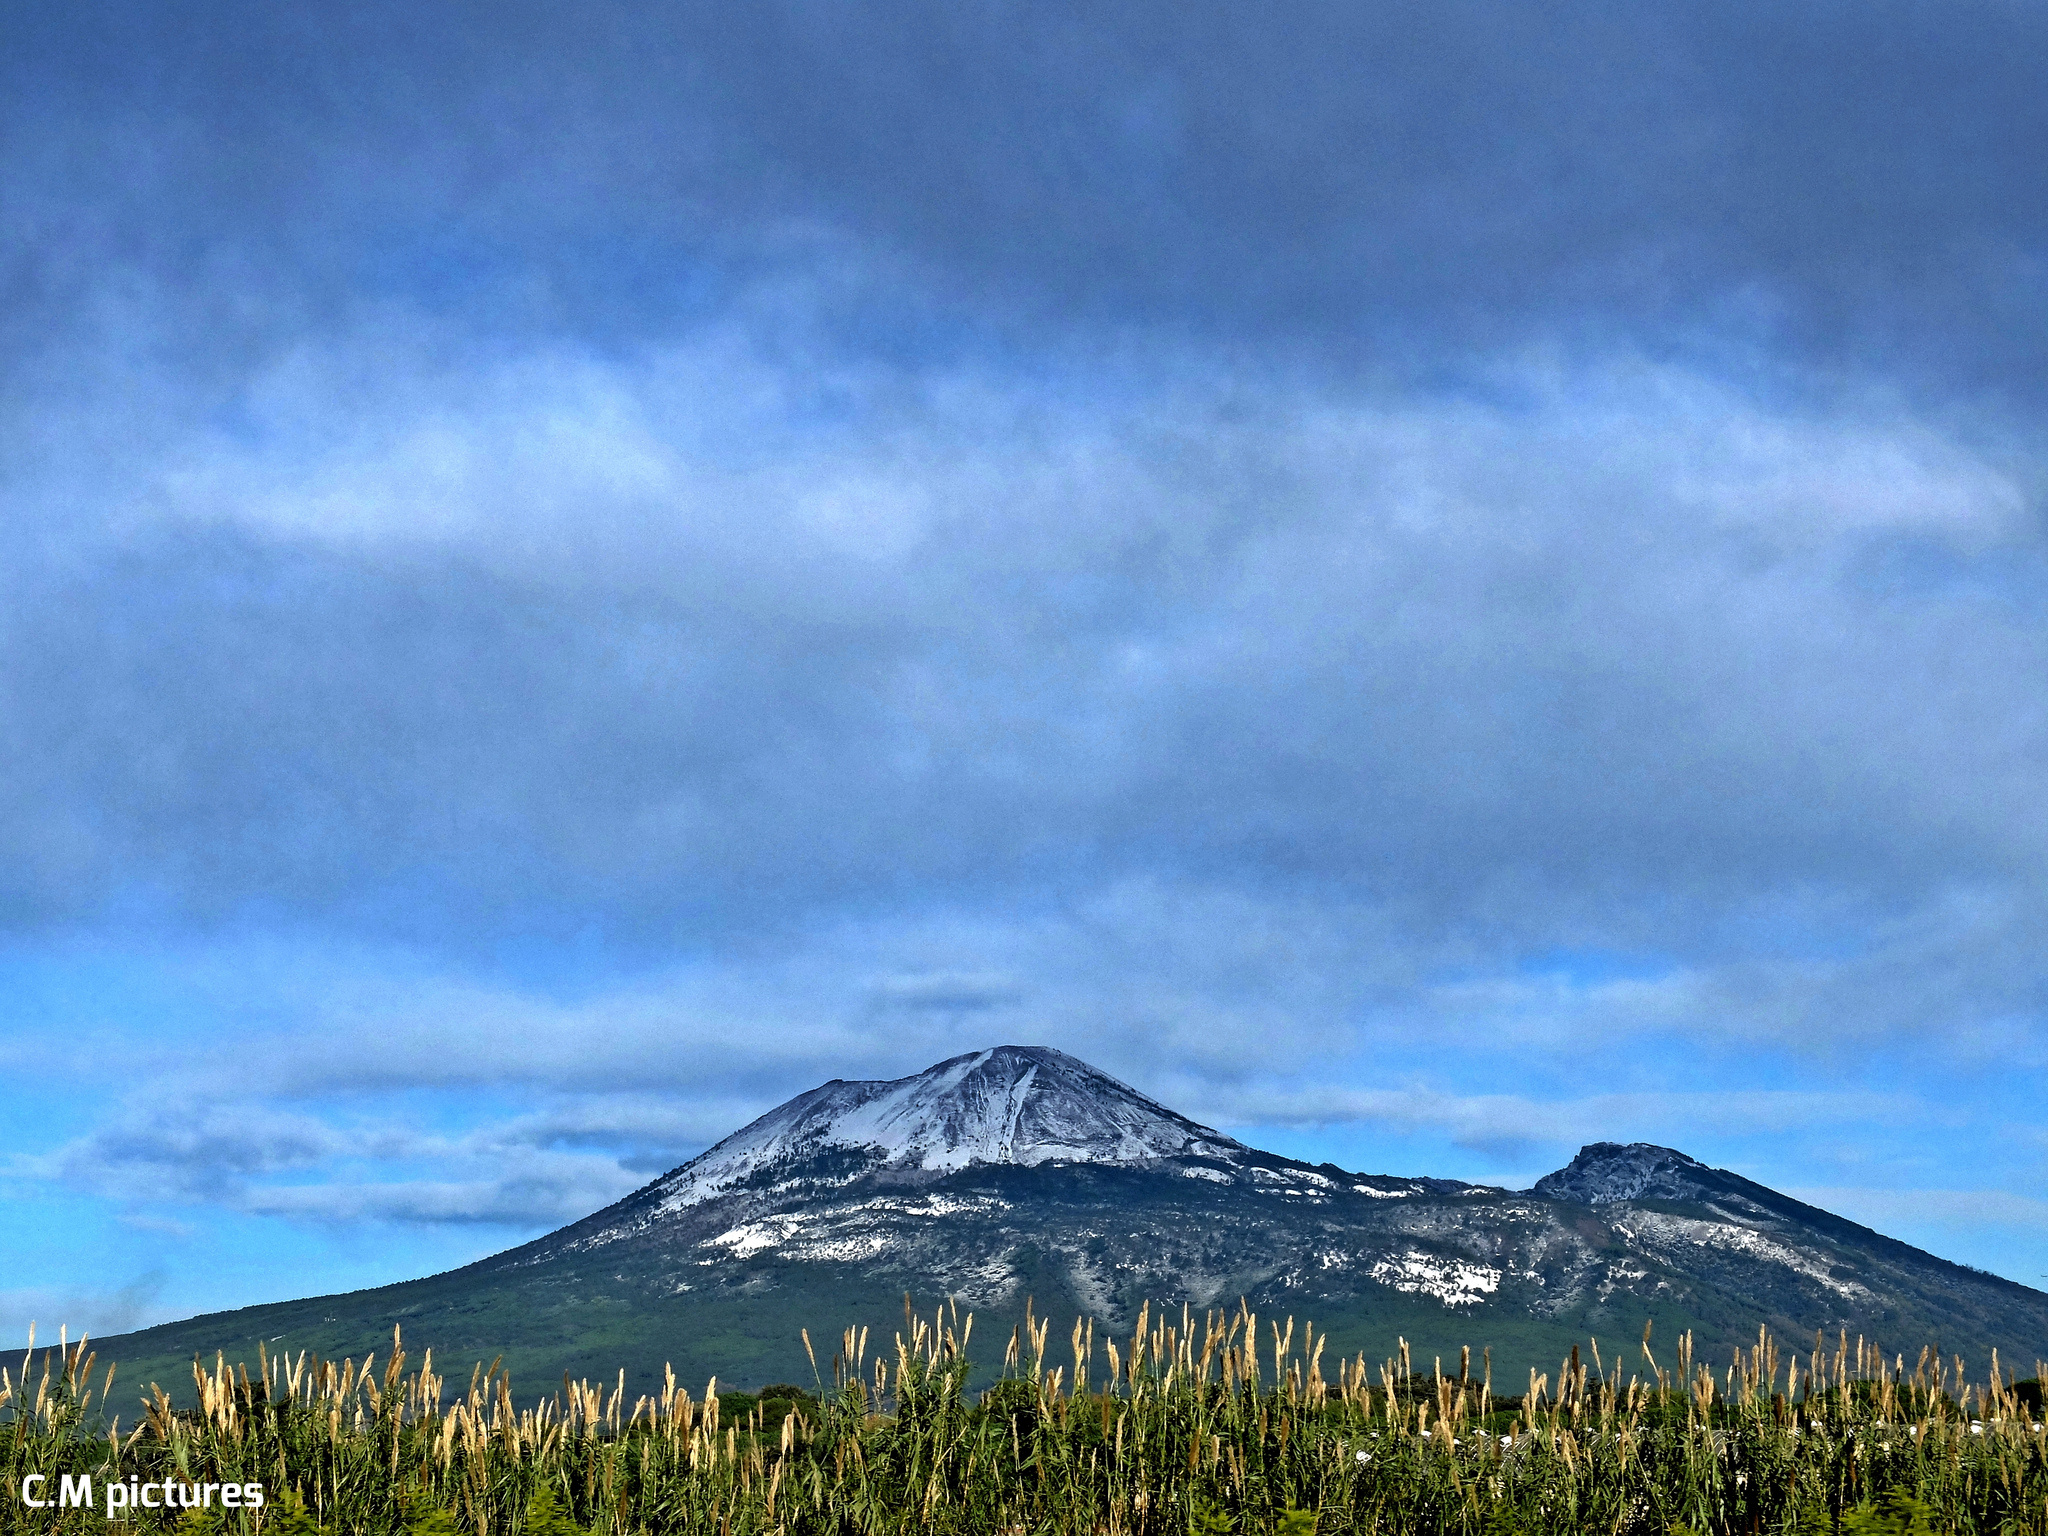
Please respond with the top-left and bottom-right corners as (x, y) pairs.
(46, 1107), (352, 1203)
(34, 1101), (649, 1232)
(2, 0), (2046, 1304)
(4, 337), (2042, 978)
(868, 972), (1025, 1014)
(9, 2), (2048, 392)
(1199, 1083), (1928, 1167)
(238, 1172), (637, 1230)
(0, 1273), (170, 1344)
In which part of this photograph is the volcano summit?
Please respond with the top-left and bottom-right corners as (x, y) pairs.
(92, 1047), (2048, 1394)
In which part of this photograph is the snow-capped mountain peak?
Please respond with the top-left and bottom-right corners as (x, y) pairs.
(649, 1046), (1245, 1211)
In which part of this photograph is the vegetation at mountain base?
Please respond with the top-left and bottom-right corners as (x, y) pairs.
(91, 1255), (1728, 1414)
(5, 1301), (2046, 1535)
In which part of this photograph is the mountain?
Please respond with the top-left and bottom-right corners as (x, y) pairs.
(90, 1047), (2048, 1400)
(607, 1044), (1254, 1212)
(518, 1046), (1467, 1271)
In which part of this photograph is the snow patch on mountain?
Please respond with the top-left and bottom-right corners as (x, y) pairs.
(704, 1192), (1013, 1264)
(1369, 1250), (1503, 1306)
(1626, 1211), (1874, 1301)
(649, 1047), (1248, 1212)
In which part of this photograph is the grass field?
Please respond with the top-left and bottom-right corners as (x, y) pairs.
(4, 1300), (2044, 1534)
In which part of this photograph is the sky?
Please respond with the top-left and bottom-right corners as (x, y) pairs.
(3, 0), (2046, 1339)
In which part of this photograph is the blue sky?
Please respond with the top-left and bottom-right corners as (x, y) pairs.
(4, 0), (2046, 1337)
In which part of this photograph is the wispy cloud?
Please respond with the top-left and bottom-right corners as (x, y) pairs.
(33, 1103), (649, 1232)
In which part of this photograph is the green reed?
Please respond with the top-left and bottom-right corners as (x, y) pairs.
(3, 1306), (2044, 1534)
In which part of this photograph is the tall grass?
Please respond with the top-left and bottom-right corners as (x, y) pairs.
(3, 1304), (2044, 1533)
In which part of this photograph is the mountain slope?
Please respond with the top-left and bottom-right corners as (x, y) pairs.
(86, 1049), (2048, 1401)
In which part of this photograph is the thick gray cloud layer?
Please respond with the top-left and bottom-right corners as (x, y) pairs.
(9, 2), (2048, 380)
